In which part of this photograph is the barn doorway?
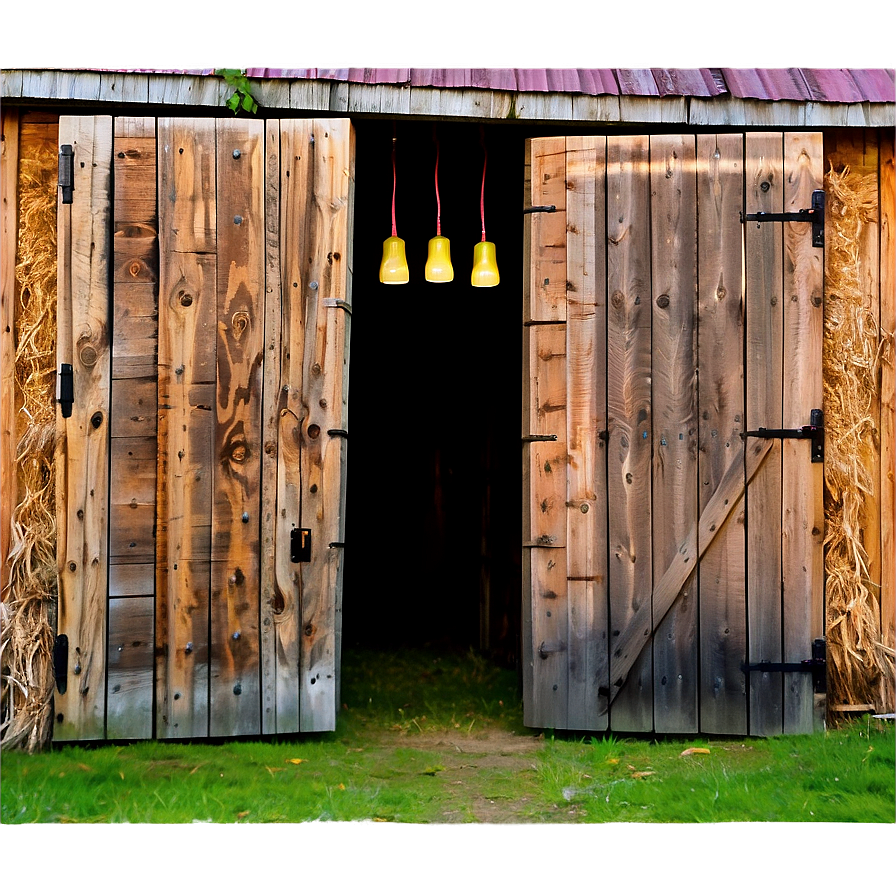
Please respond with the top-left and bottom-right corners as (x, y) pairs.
(343, 120), (525, 659)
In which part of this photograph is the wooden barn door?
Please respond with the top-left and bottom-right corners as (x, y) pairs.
(54, 116), (354, 741)
(522, 133), (825, 736)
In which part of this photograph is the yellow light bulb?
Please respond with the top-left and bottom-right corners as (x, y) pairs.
(380, 235), (409, 284)
(471, 240), (499, 287)
(425, 235), (454, 282)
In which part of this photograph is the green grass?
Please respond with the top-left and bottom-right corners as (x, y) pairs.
(1, 647), (893, 824)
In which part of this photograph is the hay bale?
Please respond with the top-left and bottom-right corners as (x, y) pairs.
(823, 164), (895, 722)
(1, 137), (58, 752)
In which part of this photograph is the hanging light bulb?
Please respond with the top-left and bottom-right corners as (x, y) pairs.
(471, 128), (499, 287)
(380, 129), (409, 284)
(425, 128), (453, 282)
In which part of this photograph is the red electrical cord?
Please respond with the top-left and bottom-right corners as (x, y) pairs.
(479, 131), (487, 242)
(391, 134), (398, 237)
(435, 135), (442, 236)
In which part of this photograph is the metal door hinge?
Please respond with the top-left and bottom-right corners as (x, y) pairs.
(523, 205), (557, 214)
(290, 527), (311, 563)
(53, 634), (69, 694)
(740, 189), (825, 248)
(741, 639), (826, 693)
(57, 363), (74, 418)
(59, 144), (74, 204)
(744, 408), (823, 463)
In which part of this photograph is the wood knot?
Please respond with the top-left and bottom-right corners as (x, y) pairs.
(232, 310), (250, 338)
(611, 290), (625, 309)
(79, 344), (98, 367)
(307, 424), (320, 440)
(179, 292), (193, 307)
(656, 294), (670, 309)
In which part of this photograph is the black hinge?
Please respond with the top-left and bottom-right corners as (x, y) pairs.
(740, 189), (825, 248)
(57, 363), (74, 418)
(523, 205), (557, 214)
(53, 634), (69, 694)
(744, 408), (824, 463)
(290, 528), (311, 563)
(58, 144), (74, 204)
(742, 639), (826, 693)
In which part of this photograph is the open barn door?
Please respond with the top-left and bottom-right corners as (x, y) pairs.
(522, 133), (824, 736)
(53, 116), (354, 741)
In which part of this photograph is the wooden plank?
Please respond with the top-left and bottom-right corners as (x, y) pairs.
(649, 134), (698, 734)
(109, 563), (154, 597)
(744, 132), (785, 735)
(782, 132), (825, 733)
(880, 132), (895, 654)
(297, 120), (354, 733)
(209, 118), (265, 737)
(111, 118), (158, 621)
(106, 596), (154, 739)
(610, 438), (773, 705)
(109, 436), (157, 564)
(526, 137), (567, 323)
(1, 107), (20, 595)
(261, 119), (308, 733)
(565, 135), (609, 730)
(54, 115), (113, 741)
(606, 134), (653, 732)
(696, 133), (747, 735)
(523, 546), (569, 729)
(155, 118), (217, 739)
(260, 119), (284, 734)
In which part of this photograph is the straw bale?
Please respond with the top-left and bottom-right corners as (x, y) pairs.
(823, 164), (895, 721)
(1, 138), (57, 752)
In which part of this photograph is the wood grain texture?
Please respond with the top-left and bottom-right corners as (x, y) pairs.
(880, 132), (895, 652)
(296, 121), (354, 733)
(696, 133), (747, 735)
(606, 134), (653, 732)
(744, 132), (785, 735)
(209, 118), (265, 737)
(782, 132), (825, 733)
(106, 596), (154, 739)
(155, 118), (217, 738)
(54, 115), (113, 741)
(649, 134), (698, 734)
(1, 107), (19, 595)
(565, 136), (609, 730)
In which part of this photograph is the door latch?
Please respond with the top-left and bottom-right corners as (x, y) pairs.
(290, 528), (311, 563)
(58, 144), (74, 204)
(741, 638), (826, 693)
(57, 363), (74, 418)
(744, 408), (824, 463)
(740, 189), (825, 248)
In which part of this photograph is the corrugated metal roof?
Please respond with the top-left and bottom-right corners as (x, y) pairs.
(227, 68), (893, 103)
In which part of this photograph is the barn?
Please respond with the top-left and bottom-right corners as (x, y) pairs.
(1, 67), (894, 748)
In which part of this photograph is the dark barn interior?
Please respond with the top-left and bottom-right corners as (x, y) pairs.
(343, 120), (529, 660)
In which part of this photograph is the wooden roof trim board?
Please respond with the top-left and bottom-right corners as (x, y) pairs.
(6, 67), (896, 101)
(3, 69), (893, 127)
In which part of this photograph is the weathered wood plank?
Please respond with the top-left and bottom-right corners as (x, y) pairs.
(523, 546), (569, 729)
(0, 107), (20, 595)
(880, 132), (895, 654)
(745, 132), (785, 735)
(109, 436), (157, 564)
(261, 119), (309, 733)
(260, 119), (284, 734)
(649, 134), (698, 734)
(606, 134), (653, 732)
(110, 377), (157, 439)
(782, 132), (825, 733)
(112, 283), (159, 380)
(565, 135), (609, 730)
(526, 137), (567, 323)
(54, 115), (113, 741)
(155, 118), (217, 739)
(209, 118), (265, 737)
(106, 596), (154, 739)
(696, 133), (747, 734)
(297, 120), (354, 733)
(109, 563), (154, 597)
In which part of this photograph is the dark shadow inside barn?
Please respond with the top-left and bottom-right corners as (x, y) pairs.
(343, 121), (525, 661)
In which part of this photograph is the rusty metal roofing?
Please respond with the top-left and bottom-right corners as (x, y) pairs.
(112, 68), (894, 104)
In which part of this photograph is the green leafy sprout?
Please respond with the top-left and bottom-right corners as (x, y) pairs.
(215, 69), (259, 116)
